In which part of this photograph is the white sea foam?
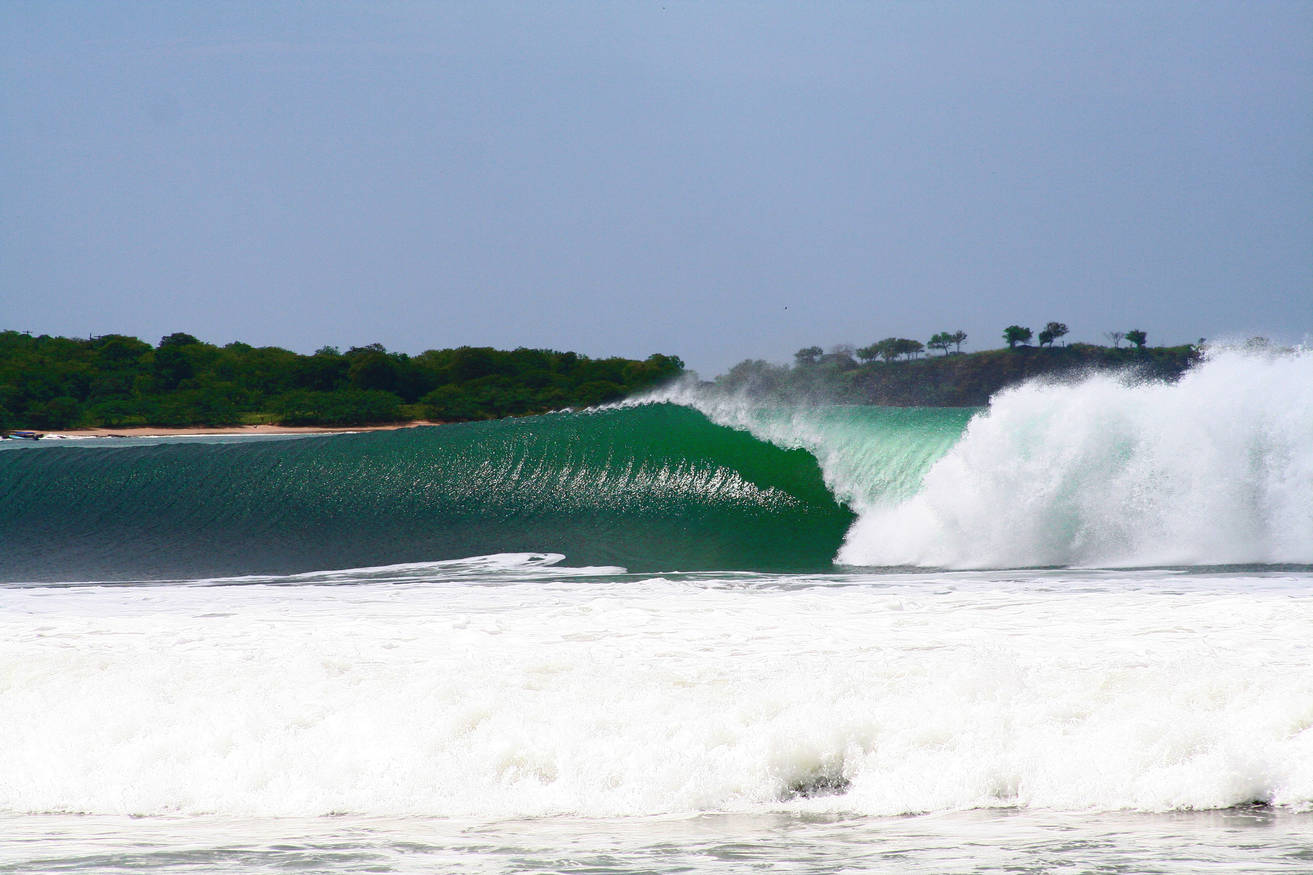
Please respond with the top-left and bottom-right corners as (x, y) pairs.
(839, 348), (1313, 567)
(633, 349), (1313, 569)
(2, 570), (1311, 818)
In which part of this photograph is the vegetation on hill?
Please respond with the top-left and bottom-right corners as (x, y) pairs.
(718, 331), (1201, 407)
(0, 331), (684, 431)
(0, 322), (1219, 431)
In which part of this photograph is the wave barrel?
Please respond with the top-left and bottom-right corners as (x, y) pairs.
(0, 405), (854, 581)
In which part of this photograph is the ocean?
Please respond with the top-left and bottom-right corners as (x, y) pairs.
(1, 349), (1310, 873)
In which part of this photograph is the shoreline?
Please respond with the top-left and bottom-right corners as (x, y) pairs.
(32, 421), (444, 439)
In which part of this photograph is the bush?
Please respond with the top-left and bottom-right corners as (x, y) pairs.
(275, 389), (404, 426)
(420, 385), (485, 422)
(28, 396), (84, 429)
(570, 380), (626, 406)
(88, 399), (148, 428)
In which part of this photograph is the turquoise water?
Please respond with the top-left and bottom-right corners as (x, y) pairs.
(1, 404), (871, 580)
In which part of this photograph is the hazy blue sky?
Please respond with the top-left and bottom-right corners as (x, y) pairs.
(3, 2), (1310, 375)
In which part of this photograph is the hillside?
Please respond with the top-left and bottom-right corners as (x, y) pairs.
(713, 343), (1201, 407)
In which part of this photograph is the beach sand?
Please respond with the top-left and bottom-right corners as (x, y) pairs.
(37, 421), (444, 439)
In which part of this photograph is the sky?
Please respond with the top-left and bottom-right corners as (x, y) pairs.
(2, 2), (1310, 376)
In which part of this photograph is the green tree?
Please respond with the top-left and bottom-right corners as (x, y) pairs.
(295, 349), (349, 392)
(95, 334), (151, 367)
(1003, 325), (1033, 349)
(896, 338), (924, 360)
(275, 389), (403, 426)
(572, 380), (627, 406)
(87, 398), (146, 428)
(151, 345), (196, 390)
(716, 359), (787, 392)
(1125, 329), (1148, 349)
(927, 332), (952, 356)
(794, 346), (823, 366)
(876, 338), (900, 362)
(346, 348), (401, 393)
(420, 385), (481, 421)
(824, 344), (856, 364)
(29, 396), (83, 429)
(1038, 321), (1069, 348)
(158, 332), (200, 348)
(0, 330), (685, 427)
(950, 330), (967, 353)
(621, 353), (684, 388)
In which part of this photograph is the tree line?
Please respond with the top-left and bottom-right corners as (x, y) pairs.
(0, 330), (684, 431)
(735, 322), (1198, 406)
(802, 322), (1157, 365)
(1003, 322), (1149, 350)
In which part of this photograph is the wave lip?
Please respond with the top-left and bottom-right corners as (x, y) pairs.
(624, 386), (975, 512)
(839, 349), (1313, 569)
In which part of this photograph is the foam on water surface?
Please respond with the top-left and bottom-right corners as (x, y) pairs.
(4, 567), (1311, 820)
(838, 349), (1313, 567)
(641, 349), (1313, 570)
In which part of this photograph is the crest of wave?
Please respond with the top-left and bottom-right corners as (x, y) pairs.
(620, 378), (965, 510)
(840, 347), (1313, 568)
(623, 380), (858, 501)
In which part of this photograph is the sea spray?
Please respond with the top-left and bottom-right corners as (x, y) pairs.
(838, 348), (1313, 567)
(636, 348), (1312, 568)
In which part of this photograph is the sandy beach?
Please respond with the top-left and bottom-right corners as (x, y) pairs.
(35, 421), (443, 439)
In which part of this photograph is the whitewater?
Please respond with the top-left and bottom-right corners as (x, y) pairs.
(1, 349), (1311, 873)
(643, 347), (1313, 569)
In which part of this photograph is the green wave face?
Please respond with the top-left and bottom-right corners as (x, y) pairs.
(688, 404), (977, 509)
(0, 404), (879, 581)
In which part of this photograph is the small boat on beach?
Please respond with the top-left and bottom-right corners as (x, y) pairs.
(2, 431), (43, 440)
